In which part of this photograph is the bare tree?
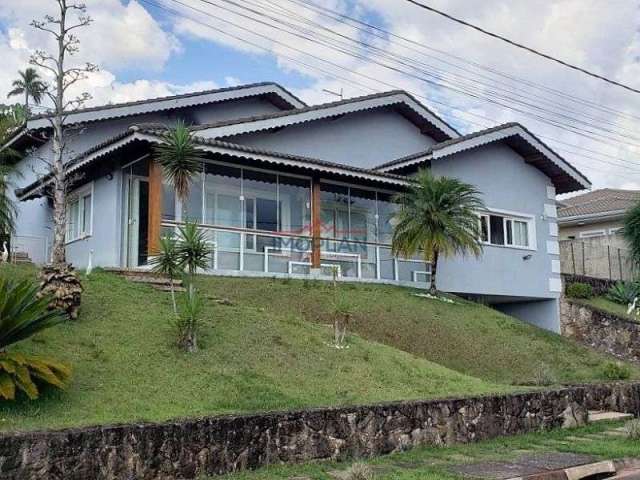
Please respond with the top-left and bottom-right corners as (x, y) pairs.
(28, 0), (97, 319)
(29, 0), (97, 266)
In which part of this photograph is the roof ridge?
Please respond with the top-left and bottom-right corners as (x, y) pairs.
(27, 81), (306, 121)
(188, 89), (458, 136)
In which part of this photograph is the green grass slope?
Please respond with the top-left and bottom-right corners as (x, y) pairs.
(0, 265), (508, 432)
(193, 276), (639, 385)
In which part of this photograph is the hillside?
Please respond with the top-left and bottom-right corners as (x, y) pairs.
(192, 276), (637, 385)
(0, 264), (508, 432)
(0, 264), (635, 432)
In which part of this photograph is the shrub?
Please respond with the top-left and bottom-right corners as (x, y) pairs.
(566, 282), (593, 299)
(607, 281), (640, 305)
(0, 277), (71, 400)
(532, 363), (557, 386)
(624, 419), (640, 440)
(173, 283), (202, 353)
(346, 463), (375, 480)
(602, 361), (632, 381)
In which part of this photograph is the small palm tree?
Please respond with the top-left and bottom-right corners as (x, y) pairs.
(153, 121), (205, 205)
(7, 68), (46, 114)
(392, 169), (485, 295)
(150, 235), (182, 315)
(623, 202), (640, 266)
(0, 278), (71, 400)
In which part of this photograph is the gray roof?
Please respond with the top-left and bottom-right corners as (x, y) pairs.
(190, 90), (459, 141)
(16, 126), (410, 200)
(558, 189), (640, 219)
(375, 122), (590, 194)
(25, 82), (307, 130)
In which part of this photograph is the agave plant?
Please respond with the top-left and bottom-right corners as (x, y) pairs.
(607, 281), (640, 306)
(0, 277), (71, 400)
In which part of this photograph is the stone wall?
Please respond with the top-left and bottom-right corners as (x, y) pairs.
(0, 383), (639, 480)
(561, 298), (640, 364)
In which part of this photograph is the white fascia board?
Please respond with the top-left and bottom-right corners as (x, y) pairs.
(198, 93), (460, 139)
(430, 125), (591, 190)
(557, 210), (626, 226)
(27, 84), (304, 130)
(376, 153), (432, 173)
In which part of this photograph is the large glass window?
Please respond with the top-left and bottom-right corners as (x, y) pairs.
(480, 213), (532, 248)
(182, 167), (203, 223)
(279, 175), (311, 237)
(377, 192), (398, 246)
(321, 183), (350, 252)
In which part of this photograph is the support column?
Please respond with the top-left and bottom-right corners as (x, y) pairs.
(311, 177), (321, 268)
(147, 159), (163, 255)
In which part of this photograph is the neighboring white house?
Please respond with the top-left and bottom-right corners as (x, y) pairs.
(2, 82), (591, 332)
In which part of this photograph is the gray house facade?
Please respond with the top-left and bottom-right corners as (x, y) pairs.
(4, 82), (590, 332)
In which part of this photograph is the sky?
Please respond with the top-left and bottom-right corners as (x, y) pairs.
(0, 0), (639, 195)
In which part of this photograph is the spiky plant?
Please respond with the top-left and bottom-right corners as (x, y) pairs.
(150, 235), (182, 315)
(392, 169), (485, 294)
(153, 121), (204, 204)
(173, 283), (202, 353)
(177, 221), (211, 276)
(0, 277), (71, 400)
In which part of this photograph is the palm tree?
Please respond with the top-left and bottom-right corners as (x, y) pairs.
(0, 277), (71, 400)
(150, 235), (182, 315)
(153, 121), (205, 205)
(392, 169), (485, 295)
(177, 221), (211, 275)
(7, 68), (46, 114)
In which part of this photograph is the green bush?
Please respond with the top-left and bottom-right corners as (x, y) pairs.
(602, 361), (632, 381)
(566, 282), (593, 299)
(607, 281), (640, 305)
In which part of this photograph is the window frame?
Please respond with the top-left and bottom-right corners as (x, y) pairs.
(65, 182), (94, 244)
(579, 229), (606, 239)
(478, 208), (536, 251)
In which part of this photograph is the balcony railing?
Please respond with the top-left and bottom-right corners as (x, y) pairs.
(161, 222), (431, 285)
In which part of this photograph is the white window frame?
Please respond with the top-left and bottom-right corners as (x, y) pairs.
(609, 227), (623, 235)
(65, 182), (94, 244)
(579, 229), (606, 239)
(478, 208), (536, 251)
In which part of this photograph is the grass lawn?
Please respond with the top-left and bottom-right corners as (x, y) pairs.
(579, 296), (640, 323)
(0, 264), (510, 432)
(193, 276), (639, 385)
(210, 420), (640, 480)
(0, 264), (635, 433)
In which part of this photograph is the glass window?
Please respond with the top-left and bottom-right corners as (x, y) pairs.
(279, 175), (311, 237)
(182, 167), (203, 223)
(66, 186), (92, 242)
(349, 188), (377, 244)
(161, 180), (176, 221)
(479, 215), (489, 242)
(489, 215), (505, 245)
(204, 163), (242, 227)
(377, 192), (398, 246)
(321, 183), (349, 252)
(242, 170), (278, 231)
(512, 220), (529, 247)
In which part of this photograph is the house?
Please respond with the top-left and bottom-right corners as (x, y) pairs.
(558, 188), (640, 244)
(3, 82), (590, 332)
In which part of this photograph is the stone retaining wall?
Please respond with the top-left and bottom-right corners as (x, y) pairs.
(561, 274), (617, 296)
(561, 298), (640, 364)
(0, 383), (639, 480)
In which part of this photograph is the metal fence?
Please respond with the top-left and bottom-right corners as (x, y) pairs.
(560, 238), (637, 281)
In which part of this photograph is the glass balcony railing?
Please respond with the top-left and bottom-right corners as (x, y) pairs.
(161, 222), (431, 286)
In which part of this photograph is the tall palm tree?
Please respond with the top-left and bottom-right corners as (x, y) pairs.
(7, 68), (46, 114)
(153, 120), (205, 205)
(392, 169), (485, 294)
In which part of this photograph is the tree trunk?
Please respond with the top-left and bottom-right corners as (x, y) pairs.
(429, 249), (439, 295)
(49, 3), (68, 268)
(181, 329), (197, 353)
(170, 278), (177, 315)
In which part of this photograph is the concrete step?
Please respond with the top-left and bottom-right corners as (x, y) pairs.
(588, 410), (635, 423)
